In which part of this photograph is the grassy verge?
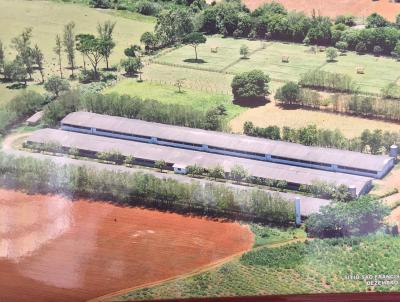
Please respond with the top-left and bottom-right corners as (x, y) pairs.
(113, 234), (400, 301)
(104, 79), (245, 121)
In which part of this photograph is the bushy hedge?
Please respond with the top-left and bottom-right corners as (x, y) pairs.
(42, 90), (226, 131)
(305, 196), (390, 238)
(299, 70), (355, 93)
(0, 152), (295, 224)
(0, 90), (47, 135)
(243, 121), (400, 155)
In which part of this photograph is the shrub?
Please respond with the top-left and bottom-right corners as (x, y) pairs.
(231, 70), (270, 102)
(355, 41), (367, 54)
(305, 196), (390, 238)
(275, 82), (300, 105)
(136, 0), (161, 16)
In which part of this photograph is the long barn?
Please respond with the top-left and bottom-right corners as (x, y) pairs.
(27, 128), (373, 197)
(60, 112), (395, 179)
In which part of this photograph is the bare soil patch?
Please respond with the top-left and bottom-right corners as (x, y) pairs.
(244, 0), (400, 22)
(0, 189), (253, 302)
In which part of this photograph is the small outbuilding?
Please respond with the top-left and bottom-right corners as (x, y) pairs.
(26, 111), (43, 126)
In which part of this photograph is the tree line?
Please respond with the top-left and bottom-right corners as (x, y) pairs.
(243, 121), (400, 155)
(42, 90), (227, 131)
(0, 152), (295, 224)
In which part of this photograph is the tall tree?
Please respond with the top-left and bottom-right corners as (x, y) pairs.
(97, 21), (116, 70)
(76, 34), (93, 71)
(140, 32), (157, 53)
(81, 35), (104, 79)
(54, 35), (63, 78)
(182, 32), (206, 61)
(32, 44), (45, 83)
(12, 28), (34, 80)
(63, 22), (76, 77)
(0, 40), (4, 73)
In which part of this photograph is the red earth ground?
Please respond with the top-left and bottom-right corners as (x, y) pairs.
(0, 189), (253, 302)
(243, 0), (400, 22)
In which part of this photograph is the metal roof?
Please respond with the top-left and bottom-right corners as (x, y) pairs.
(27, 129), (372, 195)
(61, 112), (393, 172)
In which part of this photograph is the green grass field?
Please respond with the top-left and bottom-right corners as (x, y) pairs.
(113, 235), (400, 301)
(154, 36), (400, 94)
(0, 0), (154, 105)
(104, 79), (246, 120)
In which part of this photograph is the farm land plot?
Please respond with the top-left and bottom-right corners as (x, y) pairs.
(226, 42), (327, 83)
(321, 53), (400, 94)
(104, 80), (246, 120)
(155, 36), (400, 94)
(113, 235), (400, 301)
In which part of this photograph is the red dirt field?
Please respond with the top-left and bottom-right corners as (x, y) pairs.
(244, 0), (400, 22)
(0, 189), (253, 302)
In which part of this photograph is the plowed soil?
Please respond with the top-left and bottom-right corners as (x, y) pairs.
(0, 189), (253, 302)
(244, 0), (400, 22)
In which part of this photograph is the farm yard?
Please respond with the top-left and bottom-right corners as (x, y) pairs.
(2, 0), (400, 301)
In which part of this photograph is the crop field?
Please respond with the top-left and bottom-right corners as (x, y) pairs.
(244, 0), (400, 22)
(154, 36), (400, 94)
(229, 102), (400, 138)
(0, 189), (253, 302)
(113, 235), (400, 301)
(104, 79), (246, 120)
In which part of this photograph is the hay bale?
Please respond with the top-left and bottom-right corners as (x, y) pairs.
(282, 56), (289, 63)
(356, 66), (365, 74)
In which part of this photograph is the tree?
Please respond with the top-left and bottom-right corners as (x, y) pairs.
(182, 32), (207, 61)
(80, 35), (104, 79)
(97, 21), (116, 70)
(8, 59), (28, 85)
(355, 41), (367, 54)
(32, 44), (45, 83)
(366, 13), (388, 28)
(230, 165), (248, 183)
(335, 41), (348, 54)
(326, 47), (338, 62)
(12, 28), (34, 80)
(0, 40), (4, 73)
(305, 196), (390, 238)
(275, 81), (300, 105)
(63, 22), (76, 77)
(155, 9), (194, 46)
(123, 155), (135, 166)
(44, 76), (70, 97)
(76, 34), (94, 72)
(240, 44), (249, 58)
(54, 35), (63, 78)
(175, 79), (185, 93)
(373, 45), (383, 57)
(231, 70), (270, 102)
(124, 45), (141, 58)
(120, 57), (142, 77)
(393, 42), (400, 60)
(154, 160), (167, 172)
(208, 165), (225, 180)
(140, 32), (157, 53)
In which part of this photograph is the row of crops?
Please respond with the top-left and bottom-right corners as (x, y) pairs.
(120, 234), (400, 300)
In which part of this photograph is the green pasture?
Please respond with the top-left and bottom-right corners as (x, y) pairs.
(114, 235), (400, 300)
(104, 79), (245, 120)
(0, 0), (154, 104)
(155, 36), (400, 94)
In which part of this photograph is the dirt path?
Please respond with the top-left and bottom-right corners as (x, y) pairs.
(94, 237), (307, 302)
